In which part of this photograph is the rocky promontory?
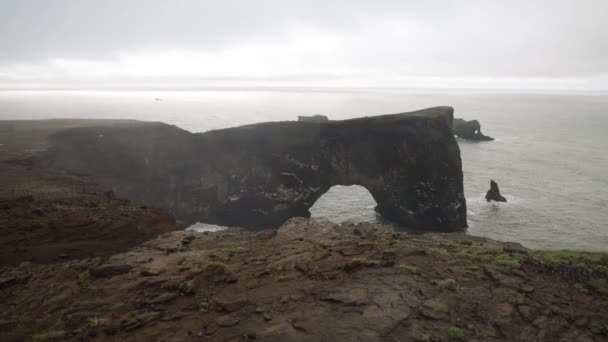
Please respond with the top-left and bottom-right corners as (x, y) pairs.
(40, 106), (467, 232)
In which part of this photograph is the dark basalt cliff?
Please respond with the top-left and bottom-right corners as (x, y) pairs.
(43, 106), (467, 231)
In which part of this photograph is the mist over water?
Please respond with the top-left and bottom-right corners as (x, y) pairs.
(1, 89), (607, 251)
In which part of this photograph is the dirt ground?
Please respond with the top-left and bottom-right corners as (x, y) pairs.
(1, 218), (607, 341)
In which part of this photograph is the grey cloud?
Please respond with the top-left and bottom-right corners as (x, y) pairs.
(0, 0), (606, 80)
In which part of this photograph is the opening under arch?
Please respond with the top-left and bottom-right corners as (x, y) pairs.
(309, 185), (380, 223)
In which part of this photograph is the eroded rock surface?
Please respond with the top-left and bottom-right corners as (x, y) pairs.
(41, 106), (467, 231)
(453, 118), (495, 141)
(1, 218), (607, 342)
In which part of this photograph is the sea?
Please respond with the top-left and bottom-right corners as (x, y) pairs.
(1, 88), (607, 251)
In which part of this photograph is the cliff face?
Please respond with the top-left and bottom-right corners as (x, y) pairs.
(44, 106), (467, 231)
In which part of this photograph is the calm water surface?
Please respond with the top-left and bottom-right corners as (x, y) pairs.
(1, 89), (607, 251)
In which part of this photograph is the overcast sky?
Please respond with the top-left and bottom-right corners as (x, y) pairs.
(1, 0), (607, 90)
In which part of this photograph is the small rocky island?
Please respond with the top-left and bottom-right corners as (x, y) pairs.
(453, 118), (495, 141)
(486, 180), (507, 202)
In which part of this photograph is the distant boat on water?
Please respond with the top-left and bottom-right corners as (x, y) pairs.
(154, 97), (163, 102)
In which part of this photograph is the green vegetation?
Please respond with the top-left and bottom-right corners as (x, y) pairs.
(453, 245), (521, 269)
(463, 265), (480, 277)
(199, 301), (210, 313)
(362, 259), (384, 266)
(589, 279), (608, 295)
(394, 264), (419, 274)
(529, 250), (608, 273)
(178, 280), (195, 295)
(219, 245), (244, 257)
(446, 326), (464, 340)
(317, 240), (332, 249)
(32, 330), (67, 342)
(88, 316), (110, 327)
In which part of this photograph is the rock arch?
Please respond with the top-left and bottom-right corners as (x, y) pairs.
(309, 185), (378, 223)
(45, 106), (467, 231)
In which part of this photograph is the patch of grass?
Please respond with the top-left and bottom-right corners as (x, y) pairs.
(530, 250), (606, 263)
(362, 259), (384, 266)
(317, 240), (332, 249)
(178, 280), (195, 295)
(572, 283), (587, 293)
(529, 250), (608, 273)
(88, 316), (110, 327)
(493, 253), (521, 269)
(394, 264), (419, 274)
(219, 245), (244, 256)
(207, 261), (226, 268)
(426, 246), (450, 259)
(453, 245), (521, 269)
(32, 330), (67, 342)
(199, 301), (210, 313)
(589, 279), (608, 295)
(446, 326), (464, 340)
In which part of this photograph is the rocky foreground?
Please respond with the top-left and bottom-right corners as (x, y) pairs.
(2, 216), (608, 341)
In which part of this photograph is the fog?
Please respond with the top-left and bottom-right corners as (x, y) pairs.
(1, 0), (607, 89)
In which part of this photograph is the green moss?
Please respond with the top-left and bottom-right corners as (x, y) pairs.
(446, 326), (464, 340)
(530, 250), (606, 263)
(32, 330), (67, 342)
(88, 316), (110, 327)
(493, 253), (521, 269)
(394, 264), (419, 274)
(199, 301), (210, 313)
(452, 245), (521, 269)
(207, 261), (226, 268)
(219, 245), (244, 256)
(178, 280), (195, 295)
(362, 259), (384, 266)
(529, 250), (608, 273)
(317, 240), (331, 249)
(463, 265), (480, 277)
(589, 279), (608, 295)
(572, 283), (587, 293)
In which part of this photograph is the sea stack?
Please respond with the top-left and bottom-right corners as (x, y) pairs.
(453, 118), (494, 141)
(485, 180), (507, 202)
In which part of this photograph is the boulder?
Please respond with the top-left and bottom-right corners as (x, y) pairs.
(453, 118), (494, 141)
(485, 180), (507, 202)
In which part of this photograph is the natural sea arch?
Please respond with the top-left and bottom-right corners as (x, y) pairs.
(309, 185), (379, 223)
(45, 106), (467, 231)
